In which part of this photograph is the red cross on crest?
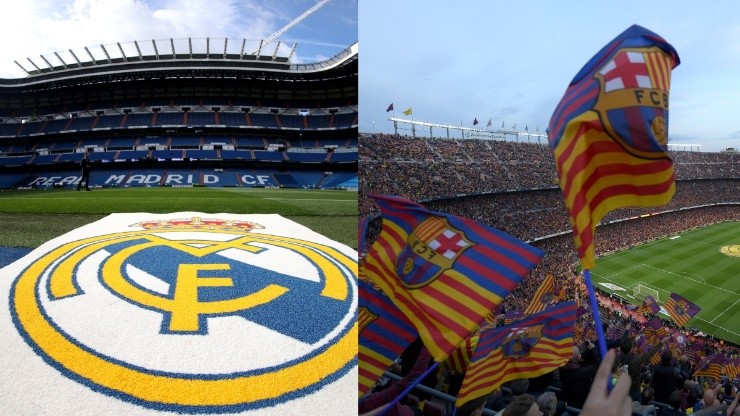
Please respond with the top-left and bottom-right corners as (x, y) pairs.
(600, 51), (651, 91)
(429, 229), (470, 260)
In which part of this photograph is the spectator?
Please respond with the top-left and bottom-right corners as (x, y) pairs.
(659, 391), (686, 416)
(651, 350), (678, 404)
(618, 336), (667, 401)
(502, 394), (542, 416)
(633, 385), (658, 416)
(558, 342), (600, 409)
(535, 392), (559, 416)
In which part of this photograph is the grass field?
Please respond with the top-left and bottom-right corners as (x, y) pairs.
(0, 187), (357, 249)
(590, 221), (740, 345)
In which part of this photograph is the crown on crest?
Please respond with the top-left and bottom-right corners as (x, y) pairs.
(131, 217), (264, 232)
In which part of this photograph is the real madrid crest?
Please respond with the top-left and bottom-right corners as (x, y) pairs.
(10, 216), (357, 412)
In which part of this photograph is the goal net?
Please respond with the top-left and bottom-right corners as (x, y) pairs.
(633, 283), (660, 303)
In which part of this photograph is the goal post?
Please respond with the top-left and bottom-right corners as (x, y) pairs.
(633, 283), (660, 303)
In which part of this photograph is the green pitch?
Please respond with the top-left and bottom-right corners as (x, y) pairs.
(590, 221), (740, 345)
(0, 187), (358, 249)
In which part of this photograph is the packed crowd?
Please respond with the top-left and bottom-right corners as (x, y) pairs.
(359, 133), (738, 207)
(359, 133), (739, 416)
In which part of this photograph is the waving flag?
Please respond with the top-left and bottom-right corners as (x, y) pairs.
(643, 317), (668, 340)
(386, 103), (394, 112)
(358, 279), (418, 396)
(456, 302), (577, 407)
(638, 295), (660, 315)
(445, 332), (481, 376)
(523, 274), (556, 315)
(487, 119), (492, 127)
(363, 195), (543, 362)
(403, 108), (413, 116)
(473, 118), (479, 125)
(694, 354), (725, 381)
(662, 293), (700, 327)
(547, 25), (680, 269)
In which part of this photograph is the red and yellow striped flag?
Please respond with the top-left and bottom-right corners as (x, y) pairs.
(524, 274), (556, 315)
(547, 25), (680, 270)
(363, 195), (543, 362)
(456, 302), (576, 407)
(358, 279), (418, 396)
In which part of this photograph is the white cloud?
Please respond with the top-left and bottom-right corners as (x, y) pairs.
(0, 0), (283, 78)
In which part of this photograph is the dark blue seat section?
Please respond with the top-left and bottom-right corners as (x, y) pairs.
(0, 155), (33, 166)
(286, 152), (327, 162)
(220, 150), (252, 160)
(219, 112), (248, 127)
(234, 136), (265, 147)
(185, 150), (219, 159)
(170, 136), (202, 147)
(329, 151), (358, 162)
(107, 137), (138, 148)
(253, 150), (284, 161)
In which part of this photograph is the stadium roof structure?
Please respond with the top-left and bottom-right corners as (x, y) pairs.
(2, 38), (358, 87)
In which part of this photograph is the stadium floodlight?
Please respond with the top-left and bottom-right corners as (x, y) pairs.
(84, 46), (97, 65)
(26, 58), (41, 71)
(69, 49), (82, 65)
(134, 40), (143, 60)
(288, 43), (297, 62)
(54, 52), (68, 69)
(13, 61), (29, 75)
(151, 40), (159, 59)
(100, 44), (112, 63)
(39, 55), (54, 71)
(117, 42), (127, 62)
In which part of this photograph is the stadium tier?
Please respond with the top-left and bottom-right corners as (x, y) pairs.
(0, 39), (358, 189)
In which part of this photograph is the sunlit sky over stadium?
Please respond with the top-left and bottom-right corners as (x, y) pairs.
(0, 0), (357, 77)
(360, 1), (740, 152)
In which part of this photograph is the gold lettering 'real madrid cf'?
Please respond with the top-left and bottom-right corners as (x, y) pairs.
(11, 217), (357, 412)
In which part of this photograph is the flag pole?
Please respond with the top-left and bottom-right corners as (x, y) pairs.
(377, 362), (440, 416)
(583, 268), (612, 390)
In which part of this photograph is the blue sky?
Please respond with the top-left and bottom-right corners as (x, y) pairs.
(0, 0), (357, 77)
(359, 1), (740, 152)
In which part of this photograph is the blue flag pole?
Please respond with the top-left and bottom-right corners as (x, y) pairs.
(582, 268), (612, 390)
(358, 216), (369, 257)
(377, 362), (440, 416)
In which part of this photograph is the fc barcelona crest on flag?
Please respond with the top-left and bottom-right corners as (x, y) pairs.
(396, 216), (473, 288)
(501, 326), (543, 359)
(593, 47), (675, 159)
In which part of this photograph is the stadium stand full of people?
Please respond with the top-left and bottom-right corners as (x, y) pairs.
(359, 133), (739, 416)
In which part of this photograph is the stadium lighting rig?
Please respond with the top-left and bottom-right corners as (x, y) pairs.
(389, 117), (549, 142)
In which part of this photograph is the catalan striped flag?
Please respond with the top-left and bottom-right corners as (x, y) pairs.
(403, 108), (413, 116)
(694, 353), (725, 381)
(358, 279), (418, 397)
(524, 274), (556, 315)
(637, 295), (660, 315)
(662, 293), (700, 327)
(547, 25), (680, 270)
(363, 194), (544, 362)
(455, 302), (577, 407)
(445, 332), (480, 375)
(725, 358), (739, 380)
(643, 317), (668, 340)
